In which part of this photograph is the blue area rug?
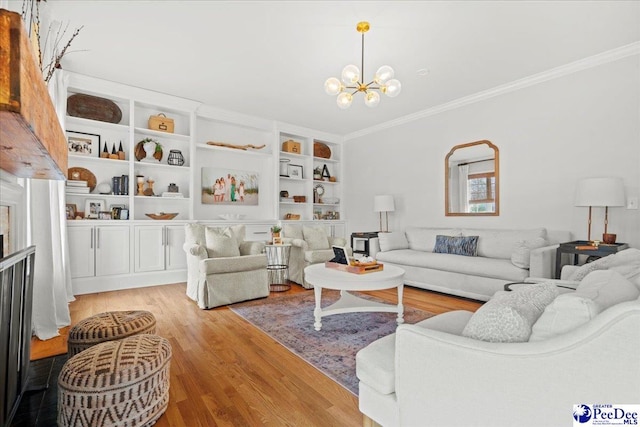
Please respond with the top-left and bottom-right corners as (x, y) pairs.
(229, 290), (434, 395)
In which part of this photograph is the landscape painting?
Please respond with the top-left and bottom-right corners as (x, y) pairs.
(201, 168), (259, 205)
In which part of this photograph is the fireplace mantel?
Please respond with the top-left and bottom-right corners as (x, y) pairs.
(0, 9), (67, 180)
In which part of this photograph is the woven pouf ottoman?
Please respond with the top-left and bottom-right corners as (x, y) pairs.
(58, 334), (172, 427)
(68, 310), (157, 356)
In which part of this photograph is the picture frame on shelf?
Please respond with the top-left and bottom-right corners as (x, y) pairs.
(288, 164), (303, 180)
(120, 209), (129, 220)
(110, 204), (126, 220)
(65, 204), (77, 220)
(67, 130), (100, 156)
(84, 199), (106, 219)
(98, 211), (112, 220)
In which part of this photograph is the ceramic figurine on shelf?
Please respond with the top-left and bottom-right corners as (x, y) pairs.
(136, 175), (145, 195)
(117, 141), (125, 160)
(109, 143), (119, 159)
(101, 143), (109, 158)
(144, 178), (155, 196)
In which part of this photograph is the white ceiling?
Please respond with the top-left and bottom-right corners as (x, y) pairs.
(21, 1), (640, 136)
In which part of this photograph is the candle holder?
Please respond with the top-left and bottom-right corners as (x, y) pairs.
(136, 175), (145, 196)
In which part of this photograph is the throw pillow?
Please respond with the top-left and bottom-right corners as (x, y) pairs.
(462, 283), (558, 343)
(378, 231), (409, 252)
(205, 227), (241, 258)
(284, 224), (303, 241)
(433, 235), (479, 257)
(510, 237), (548, 269)
(303, 226), (330, 250)
(566, 248), (640, 283)
(529, 270), (638, 342)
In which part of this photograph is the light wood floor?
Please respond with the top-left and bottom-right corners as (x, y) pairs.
(31, 282), (482, 426)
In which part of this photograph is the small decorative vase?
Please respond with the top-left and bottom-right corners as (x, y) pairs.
(602, 233), (617, 244)
(168, 183), (179, 193)
(167, 149), (184, 166)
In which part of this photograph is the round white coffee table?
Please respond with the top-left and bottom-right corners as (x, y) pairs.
(304, 263), (406, 331)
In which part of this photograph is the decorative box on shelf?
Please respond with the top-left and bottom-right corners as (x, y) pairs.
(148, 113), (174, 133)
(282, 139), (301, 154)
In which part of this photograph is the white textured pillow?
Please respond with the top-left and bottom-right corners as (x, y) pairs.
(303, 226), (330, 250)
(462, 283), (558, 343)
(205, 227), (241, 258)
(511, 237), (547, 269)
(530, 270), (638, 341)
(567, 248), (640, 282)
(529, 295), (600, 342)
(378, 231), (409, 252)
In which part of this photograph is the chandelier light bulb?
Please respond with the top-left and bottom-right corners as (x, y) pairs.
(374, 65), (394, 84)
(341, 65), (360, 84)
(337, 92), (353, 109)
(324, 77), (342, 95)
(383, 79), (402, 97)
(364, 91), (380, 107)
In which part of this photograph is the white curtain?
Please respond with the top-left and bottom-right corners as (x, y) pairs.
(458, 164), (470, 213)
(28, 69), (74, 340)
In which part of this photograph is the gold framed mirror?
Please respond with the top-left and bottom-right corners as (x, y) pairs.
(445, 140), (499, 216)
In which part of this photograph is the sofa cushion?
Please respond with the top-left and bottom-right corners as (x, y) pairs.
(530, 270), (639, 341)
(283, 224), (303, 240)
(566, 248), (640, 285)
(510, 237), (547, 269)
(461, 228), (547, 260)
(405, 227), (461, 252)
(184, 223), (206, 246)
(462, 283), (558, 342)
(376, 249), (528, 281)
(378, 231), (409, 252)
(356, 333), (397, 395)
(205, 227), (241, 258)
(303, 226), (330, 250)
(433, 235), (479, 256)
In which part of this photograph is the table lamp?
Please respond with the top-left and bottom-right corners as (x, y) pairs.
(574, 177), (625, 243)
(374, 195), (395, 233)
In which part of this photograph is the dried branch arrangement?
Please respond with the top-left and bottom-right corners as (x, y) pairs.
(21, 0), (83, 83)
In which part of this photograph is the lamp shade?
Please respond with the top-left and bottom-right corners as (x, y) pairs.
(374, 195), (395, 212)
(575, 178), (625, 207)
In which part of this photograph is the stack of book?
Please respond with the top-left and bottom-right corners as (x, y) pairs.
(112, 175), (129, 195)
(66, 180), (90, 194)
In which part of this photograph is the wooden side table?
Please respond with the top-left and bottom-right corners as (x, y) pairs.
(555, 240), (629, 279)
(265, 244), (292, 292)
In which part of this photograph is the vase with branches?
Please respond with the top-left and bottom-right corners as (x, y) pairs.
(21, 0), (83, 83)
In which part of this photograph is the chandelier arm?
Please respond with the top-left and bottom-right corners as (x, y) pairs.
(361, 31), (365, 86)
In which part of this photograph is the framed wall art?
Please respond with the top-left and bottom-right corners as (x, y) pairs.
(201, 168), (259, 205)
(67, 130), (100, 156)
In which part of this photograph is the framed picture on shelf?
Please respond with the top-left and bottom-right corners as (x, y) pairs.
(98, 211), (112, 220)
(201, 167), (259, 205)
(84, 199), (106, 219)
(67, 130), (100, 156)
(65, 204), (77, 220)
(288, 164), (303, 180)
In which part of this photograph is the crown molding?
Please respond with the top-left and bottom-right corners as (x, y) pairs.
(344, 41), (640, 141)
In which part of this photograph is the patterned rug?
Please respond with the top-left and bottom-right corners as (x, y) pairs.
(229, 290), (435, 395)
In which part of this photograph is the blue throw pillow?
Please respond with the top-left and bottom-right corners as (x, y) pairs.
(433, 235), (479, 256)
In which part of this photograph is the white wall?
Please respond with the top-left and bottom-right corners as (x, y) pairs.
(344, 55), (640, 248)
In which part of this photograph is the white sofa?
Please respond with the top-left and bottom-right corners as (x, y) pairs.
(356, 248), (640, 427)
(375, 227), (571, 301)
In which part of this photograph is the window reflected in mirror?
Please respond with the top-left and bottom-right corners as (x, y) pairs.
(445, 140), (499, 216)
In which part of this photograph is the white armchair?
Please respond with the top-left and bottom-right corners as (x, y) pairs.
(282, 224), (351, 289)
(183, 224), (268, 309)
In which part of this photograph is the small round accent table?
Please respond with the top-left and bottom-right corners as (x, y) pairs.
(265, 243), (292, 292)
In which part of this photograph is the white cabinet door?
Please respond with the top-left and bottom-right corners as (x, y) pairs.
(165, 225), (186, 271)
(134, 226), (165, 273)
(68, 226), (95, 278)
(95, 226), (130, 276)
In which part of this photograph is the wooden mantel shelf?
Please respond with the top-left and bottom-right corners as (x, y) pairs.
(0, 9), (67, 180)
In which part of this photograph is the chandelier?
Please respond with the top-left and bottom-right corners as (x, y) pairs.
(324, 21), (401, 109)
